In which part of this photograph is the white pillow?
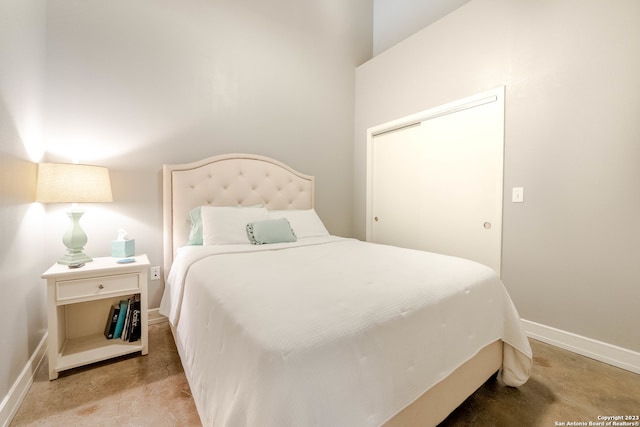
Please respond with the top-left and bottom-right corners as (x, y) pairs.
(202, 206), (268, 245)
(268, 209), (329, 238)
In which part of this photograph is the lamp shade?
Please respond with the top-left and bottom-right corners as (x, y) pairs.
(36, 163), (113, 203)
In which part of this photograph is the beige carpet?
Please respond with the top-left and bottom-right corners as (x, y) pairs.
(11, 322), (640, 426)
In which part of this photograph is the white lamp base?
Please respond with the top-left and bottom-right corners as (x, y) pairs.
(57, 208), (93, 265)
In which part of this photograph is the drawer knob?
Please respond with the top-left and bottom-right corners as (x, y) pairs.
(98, 284), (104, 289)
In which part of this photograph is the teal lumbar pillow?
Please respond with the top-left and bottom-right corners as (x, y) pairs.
(246, 218), (297, 245)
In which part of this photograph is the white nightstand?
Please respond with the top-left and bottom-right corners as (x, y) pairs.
(42, 255), (150, 380)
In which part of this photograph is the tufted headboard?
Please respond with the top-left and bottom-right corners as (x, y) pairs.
(162, 153), (315, 275)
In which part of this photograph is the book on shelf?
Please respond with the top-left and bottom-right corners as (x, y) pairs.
(103, 303), (121, 339)
(128, 295), (142, 342)
(113, 299), (129, 339)
(122, 298), (132, 342)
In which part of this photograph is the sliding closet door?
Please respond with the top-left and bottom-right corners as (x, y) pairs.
(368, 89), (504, 273)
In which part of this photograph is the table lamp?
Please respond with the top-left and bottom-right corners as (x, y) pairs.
(36, 163), (113, 265)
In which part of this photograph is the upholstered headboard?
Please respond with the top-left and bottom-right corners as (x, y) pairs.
(162, 153), (315, 275)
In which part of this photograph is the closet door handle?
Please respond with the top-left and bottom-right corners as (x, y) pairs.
(483, 222), (491, 229)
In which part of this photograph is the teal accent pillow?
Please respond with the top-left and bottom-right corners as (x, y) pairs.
(246, 218), (297, 245)
(187, 207), (203, 245)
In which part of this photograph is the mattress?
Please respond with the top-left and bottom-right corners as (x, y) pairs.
(160, 236), (532, 426)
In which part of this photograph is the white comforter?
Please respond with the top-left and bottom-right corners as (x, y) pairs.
(160, 236), (532, 427)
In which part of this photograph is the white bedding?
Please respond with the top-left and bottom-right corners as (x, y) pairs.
(159, 236), (532, 427)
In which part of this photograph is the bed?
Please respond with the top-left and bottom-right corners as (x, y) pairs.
(159, 153), (532, 426)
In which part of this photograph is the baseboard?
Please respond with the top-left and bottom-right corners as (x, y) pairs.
(148, 308), (168, 325)
(0, 332), (47, 427)
(522, 319), (640, 375)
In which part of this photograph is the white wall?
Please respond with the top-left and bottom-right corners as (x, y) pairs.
(0, 0), (48, 414)
(44, 0), (373, 308)
(373, 0), (471, 55)
(356, 0), (640, 353)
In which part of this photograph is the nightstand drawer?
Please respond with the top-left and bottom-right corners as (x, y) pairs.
(56, 273), (139, 303)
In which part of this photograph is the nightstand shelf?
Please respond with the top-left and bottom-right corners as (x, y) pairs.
(57, 332), (144, 371)
(42, 255), (150, 380)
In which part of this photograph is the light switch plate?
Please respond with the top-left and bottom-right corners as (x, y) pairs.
(512, 187), (524, 203)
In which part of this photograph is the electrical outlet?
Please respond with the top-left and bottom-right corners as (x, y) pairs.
(150, 266), (161, 281)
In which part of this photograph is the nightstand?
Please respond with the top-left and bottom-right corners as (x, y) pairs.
(42, 255), (150, 380)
